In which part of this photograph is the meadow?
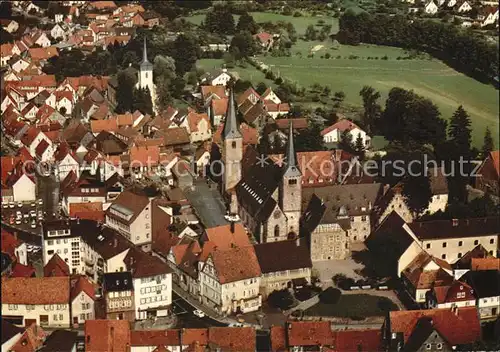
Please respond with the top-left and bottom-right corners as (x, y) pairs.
(183, 12), (338, 35)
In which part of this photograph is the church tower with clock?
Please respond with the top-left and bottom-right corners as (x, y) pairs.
(136, 38), (154, 95)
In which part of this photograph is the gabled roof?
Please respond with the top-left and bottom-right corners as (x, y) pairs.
(204, 223), (251, 250)
(321, 119), (363, 136)
(35, 139), (50, 158)
(187, 111), (210, 133)
(222, 90), (241, 140)
(130, 329), (180, 347)
(208, 246), (261, 284)
(43, 253), (70, 277)
(208, 327), (256, 352)
(201, 85), (227, 101)
(106, 190), (149, 225)
(389, 307), (481, 346)
(471, 257), (500, 271)
(254, 239), (312, 273)
(462, 270), (500, 298)
(10, 262), (36, 278)
(407, 217), (500, 240)
(287, 321), (335, 347)
(71, 276), (97, 301)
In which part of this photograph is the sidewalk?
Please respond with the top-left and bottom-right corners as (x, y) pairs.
(172, 282), (263, 329)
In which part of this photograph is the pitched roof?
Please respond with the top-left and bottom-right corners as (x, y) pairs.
(321, 119), (363, 136)
(254, 32), (273, 44)
(274, 118), (308, 130)
(38, 329), (77, 352)
(336, 329), (383, 352)
(158, 127), (189, 146)
(10, 262), (36, 278)
(213, 123), (258, 146)
(182, 328), (209, 347)
(204, 223), (251, 250)
(124, 247), (172, 278)
(211, 98), (228, 116)
(270, 326), (286, 351)
(208, 246), (261, 284)
(1, 228), (24, 260)
(187, 111), (210, 133)
(28, 47), (58, 61)
(287, 321), (335, 347)
(35, 139), (50, 158)
(471, 257), (500, 271)
(489, 150), (499, 177)
(389, 307), (481, 345)
(1, 277), (70, 304)
(43, 253), (70, 277)
(407, 217), (500, 240)
(201, 85), (227, 101)
(85, 320), (130, 352)
(71, 276), (97, 301)
(106, 190), (149, 225)
(69, 202), (105, 222)
(130, 329), (180, 346)
(208, 327), (256, 352)
(254, 239), (312, 273)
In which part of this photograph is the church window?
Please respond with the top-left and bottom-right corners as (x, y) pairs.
(274, 225), (280, 238)
(145, 73), (148, 78)
(289, 179), (297, 185)
(232, 141), (236, 148)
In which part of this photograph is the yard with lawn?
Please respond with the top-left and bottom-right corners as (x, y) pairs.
(304, 293), (398, 319)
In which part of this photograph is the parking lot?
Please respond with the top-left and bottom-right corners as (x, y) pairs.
(1, 200), (45, 233)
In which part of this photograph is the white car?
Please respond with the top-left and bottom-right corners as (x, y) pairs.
(17, 202), (22, 208)
(29, 210), (36, 218)
(9, 202), (15, 208)
(15, 219), (21, 225)
(31, 202), (36, 207)
(2, 202), (8, 208)
(38, 199), (43, 205)
(193, 310), (205, 318)
(30, 220), (37, 229)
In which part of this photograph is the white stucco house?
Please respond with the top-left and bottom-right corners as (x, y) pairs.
(200, 68), (233, 87)
(70, 276), (97, 325)
(320, 119), (371, 147)
(425, 0), (439, 14)
(1, 277), (71, 328)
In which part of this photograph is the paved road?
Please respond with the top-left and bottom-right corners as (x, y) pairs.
(37, 174), (60, 218)
(171, 293), (227, 329)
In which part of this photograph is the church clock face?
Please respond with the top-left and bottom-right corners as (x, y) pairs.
(273, 210), (281, 219)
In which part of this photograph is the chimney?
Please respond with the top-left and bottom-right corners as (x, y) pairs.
(452, 219), (459, 227)
(230, 221), (235, 234)
(113, 238), (117, 248)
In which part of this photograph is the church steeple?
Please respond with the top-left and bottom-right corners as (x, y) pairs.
(283, 121), (301, 178)
(222, 89), (242, 140)
(141, 38), (150, 65)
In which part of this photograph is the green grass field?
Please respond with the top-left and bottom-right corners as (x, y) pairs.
(183, 12), (339, 35)
(259, 42), (499, 147)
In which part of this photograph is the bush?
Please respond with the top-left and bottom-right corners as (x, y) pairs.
(265, 71), (275, 80)
(348, 55), (358, 59)
(336, 55), (341, 59)
(319, 287), (341, 304)
(293, 11), (302, 17)
(268, 289), (294, 310)
(325, 53), (331, 59)
(274, 76), (284, 85)
(295, 286), (318, 301)
(396, 56), (402, 60)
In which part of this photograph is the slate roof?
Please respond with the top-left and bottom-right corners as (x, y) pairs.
(462, 270), (500, 298)
(236, 155), (283, 223)
(408, 217), (500, 240)
(38, 330), (78, 352)
(103, 271), (133, 292)
(254, 239), (312, 273)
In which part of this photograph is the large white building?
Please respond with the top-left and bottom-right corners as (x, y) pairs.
(321, 119), (371, 148)
(105, 190), (153, 252)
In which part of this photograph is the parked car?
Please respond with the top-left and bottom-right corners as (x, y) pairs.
(15, 219), (21, 225)
(23, 213), (29, 219)
(9, 202), (15, 208)
(29, 210), (36, 218)
(2, 202), (8, 208)
(38, 199), (43, 205)
(193, 310), (205, 318)
(31, 202), (36, 207)
(16, 211), (22, 219)
(17, 202), (22, 208)
(30, 220), (37, 229)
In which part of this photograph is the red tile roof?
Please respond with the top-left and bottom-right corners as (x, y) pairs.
(21, 126), (40, 146)
(321, 119), (363, 136)
(201, 85), (227, 100)
(10, 262), (36, 278)
(70, 202), (105, 222)
(254, 32), (273, 44)
(389, 307), (481, 345)
(1, 277), (70, 304)
(43, 253), (70, 277)
(211, 98), (228, 116)
(28, 47), (59, 61)
(182, 328), (209, 346)
(85, 320), (130, 352)
(490, 150), (499, 178)
(208, 246), (261, 284)
(35, 139), (50, 158)
(204, 223), (251, 250)
(336, 329), (383, 351)
(187, 111), (210, 133)
(471, 257), (500, 271)
(71, 276), (97, 301)
(270, 326), (286, 351)
(213, 123), (258, 146)
(274, 118), (308, 130)
(208, 327), (256, 352)
(1, 228), (24, 260)
(130, 329), (181, 346)
(287, 321), (335, 347)
(90, 118), (119, 133)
